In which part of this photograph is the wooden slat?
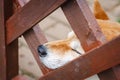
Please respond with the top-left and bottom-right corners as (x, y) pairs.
(62, 0), (106, 51)
(16, 0), (52, 74)
(113, 65), (120, 80)
(0, 0), (18, 80)
(5, 0), (19, 79)
(6, 40), (18, 80)
(23, 25), (52, 74)
(0, 0), (6, 79)
(39, 36), (120, 80)
(98, 68), (118, 80)
(62, 0), (118, 80)
(6, 0), (67, 45)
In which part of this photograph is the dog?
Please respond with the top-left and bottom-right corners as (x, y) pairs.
(38, 0), (120, 71)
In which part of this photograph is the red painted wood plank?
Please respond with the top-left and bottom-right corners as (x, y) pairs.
(62, 0), (106, 51)
(62, 0), (118, 80)
(4, 0), (19, 79)
(6, 40), (18, 80)
(0, 0), (18, 80)
(0, 0), (6, 79)
(6, 0), (67, 45)
(39, 36), (120, 80)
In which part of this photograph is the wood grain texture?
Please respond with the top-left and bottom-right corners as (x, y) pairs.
(39, 36), (120, 80)
(6, 0), (67, 44)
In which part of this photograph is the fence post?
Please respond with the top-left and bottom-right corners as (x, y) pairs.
(5, 0), (18, 80)
(0, 0), (6, 79)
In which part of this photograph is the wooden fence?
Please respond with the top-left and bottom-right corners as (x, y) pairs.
(0, 0), (120, 80)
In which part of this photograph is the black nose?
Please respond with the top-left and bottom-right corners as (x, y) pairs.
(37, 45), (47, 57)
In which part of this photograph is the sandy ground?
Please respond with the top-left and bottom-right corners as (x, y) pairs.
(19, 0), (120, 79)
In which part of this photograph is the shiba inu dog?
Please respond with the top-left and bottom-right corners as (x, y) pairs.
(38, 0), (120, 70)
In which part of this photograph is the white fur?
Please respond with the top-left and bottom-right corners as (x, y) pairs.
(39, 31), (85, 69)
(70, 40), (85, 54)
(40, 50), (79, 69)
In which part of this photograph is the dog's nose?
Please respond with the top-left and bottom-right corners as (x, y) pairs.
(38, 45), (47, 57)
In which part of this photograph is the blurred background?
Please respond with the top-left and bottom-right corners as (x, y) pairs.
(18, 0), (120, 79)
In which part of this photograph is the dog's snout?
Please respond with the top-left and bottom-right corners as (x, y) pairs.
(38, 45), (47, 57)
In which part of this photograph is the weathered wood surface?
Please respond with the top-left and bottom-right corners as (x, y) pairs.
(39, 36), (120, 80)
(62, 0), (119, 80)
(6, 0), (67, 44)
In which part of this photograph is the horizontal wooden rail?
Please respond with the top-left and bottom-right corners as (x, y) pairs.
(39, 36), (120, 80)
(6, 0), (67, 45)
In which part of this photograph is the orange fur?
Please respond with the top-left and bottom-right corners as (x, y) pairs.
(94, 0), (109, 20)
(97, 20), (120, 41)
(94, 0), (120, 41)
(45, 39), (71, 55)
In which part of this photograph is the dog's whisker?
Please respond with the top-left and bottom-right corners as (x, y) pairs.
(71, 48), (82, 55)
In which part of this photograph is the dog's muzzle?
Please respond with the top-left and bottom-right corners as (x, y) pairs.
(37, 45), (47, 57)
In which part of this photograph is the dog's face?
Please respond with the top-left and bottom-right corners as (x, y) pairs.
(38, 32), (85, 69)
